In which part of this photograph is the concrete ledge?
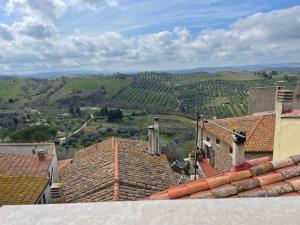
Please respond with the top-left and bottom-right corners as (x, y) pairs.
(1, 198), (300, 225)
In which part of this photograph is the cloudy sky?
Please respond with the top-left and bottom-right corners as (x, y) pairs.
(0, 0), (300, 73)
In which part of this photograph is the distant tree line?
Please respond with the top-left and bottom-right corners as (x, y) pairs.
(10, 125), (57, 142)
(95, 107), (123, 122)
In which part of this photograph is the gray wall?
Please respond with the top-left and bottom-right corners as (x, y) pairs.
(248, 87), (277, 115)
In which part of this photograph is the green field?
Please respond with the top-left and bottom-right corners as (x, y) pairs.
(1, 71), (299, 118)
(52, 76), (132, 99)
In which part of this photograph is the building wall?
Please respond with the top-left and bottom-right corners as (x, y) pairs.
(49, 144), (59, 183)
(248, 87), (277, 115)
(202, 131), (273, 172)
(273, 117), (300, 161)
(245, 152), (273, 161)
(202, 131), (232, 172)
(36, 184), (51, 204)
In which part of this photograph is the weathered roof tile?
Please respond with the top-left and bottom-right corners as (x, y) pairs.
(146, 154), (300, 200)
(63, 138), (180, 202)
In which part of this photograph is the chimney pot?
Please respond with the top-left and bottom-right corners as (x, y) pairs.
(147, 126), (154, 155)
(37, 149), (46, 160)
(232, 132), (246, 166)
(276, 89), (293, 114)
(153, 117), (160, 155)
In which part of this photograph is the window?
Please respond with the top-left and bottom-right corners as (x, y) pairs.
(216, 138), (220, 144)
(229, 147), (233, 154)
(206, 136), (210, 142)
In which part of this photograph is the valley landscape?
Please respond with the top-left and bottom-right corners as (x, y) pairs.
(1, 70), (299, 160)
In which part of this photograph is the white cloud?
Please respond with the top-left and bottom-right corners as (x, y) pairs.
(0, 23), (14, 41)
(13, 17), (57, 39)
(6, 0), (67, 20)
(0, 5), (300, 72)
(69, 0), (118, 10)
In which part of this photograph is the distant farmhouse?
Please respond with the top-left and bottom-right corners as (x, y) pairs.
(255, 70), (277, 79)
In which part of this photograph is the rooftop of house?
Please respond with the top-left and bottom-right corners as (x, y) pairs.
(0, 143), (54, 155)
(0, 152), (52, 177)
(1, 198), (300, 225)
(58, 159), (72, 178)
(0, 176), (49, 206)
(62, 137), (181, 202)
(282, 109), (300, 118)
(146, 154), (300, 200)
(202, 113), (275, 152)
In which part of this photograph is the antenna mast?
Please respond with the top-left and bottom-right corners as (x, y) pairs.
(194, 111), (200, 180)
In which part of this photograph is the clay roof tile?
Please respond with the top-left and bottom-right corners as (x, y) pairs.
(287, 178), (300, 191)
(271, 158), (294, 169)
(256, 172), (284, 186)
(229, 170), (251, 182)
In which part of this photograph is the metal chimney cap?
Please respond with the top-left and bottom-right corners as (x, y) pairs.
(154, 117), (159, 121)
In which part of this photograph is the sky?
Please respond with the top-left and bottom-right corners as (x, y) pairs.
(0, 0), (300, 74)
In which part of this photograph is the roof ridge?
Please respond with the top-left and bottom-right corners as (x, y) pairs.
(246, 114), (265, 140)
(113, 137), (120, 201)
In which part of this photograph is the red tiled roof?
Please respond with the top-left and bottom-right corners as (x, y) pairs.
(199, 159), (217, 177)
(146, 154), (300, 200)
(203, 114), (275, 152)
(0, 152), (51, 177)
(62, 137), (181, 202)
(282, 110), (300, 116)
(229, 156), (271, 172)
(58, 159), (72, 177)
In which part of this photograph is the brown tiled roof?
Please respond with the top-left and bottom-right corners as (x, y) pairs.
(146, 154), (300, 200)
(58, 159), (72, 177)
(0, 152), (51, 177)
(203, 114), (275, 152)
(0, 176), (49, 206)
(62, 137), (180, 202)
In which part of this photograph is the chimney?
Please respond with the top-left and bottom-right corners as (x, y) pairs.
(147, 126), (155, 155)
(153, 117), (160, 155)
(232, 132), (246, 166)
(273, 88), (298, 161)
(37, 149), (46, 160)
(276, 88), (294, 114)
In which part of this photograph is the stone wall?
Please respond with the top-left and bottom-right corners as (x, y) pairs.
(202, 130), (232, 172)
(202, 130), (273, 172)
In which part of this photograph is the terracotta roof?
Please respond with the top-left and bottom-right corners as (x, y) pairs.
(62, 137), (180, 202)
(229, 156), (271, 172)
(199, 159), (217, 177)
(58, 159), (72, 177)
(146, 154), (300, 200)
(0, 176), (49, 206)
(203, 114), (275, 152)
(0, 152), (51, 177)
